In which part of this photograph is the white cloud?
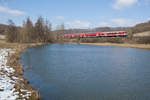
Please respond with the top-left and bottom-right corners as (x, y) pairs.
(113, 0), (138, 10)
(147, 18), (150, 21)
(97, 22), (112, 27)
(0, 6), (25, 16)
(111, 18), (137, 26)
(55, 16), (64, 20)
(65, 20), (91, 29)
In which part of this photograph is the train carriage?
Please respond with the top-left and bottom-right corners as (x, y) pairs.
(63, 31), (128, 39)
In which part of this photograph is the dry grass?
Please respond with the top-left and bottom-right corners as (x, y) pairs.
(80, 43), (150, 50)
(0, 41), (44, 48)
(133, 31), (150, 37)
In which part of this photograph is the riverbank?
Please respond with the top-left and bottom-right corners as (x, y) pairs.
(79, 43), (150, 50)
(0, 42), (44, 100)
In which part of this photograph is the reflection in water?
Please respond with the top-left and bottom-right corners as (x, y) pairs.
(21, 44), (150, 100)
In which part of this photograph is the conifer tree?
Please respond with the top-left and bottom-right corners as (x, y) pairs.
(34, 16), (45, 42)
(21, 17), (34, 42)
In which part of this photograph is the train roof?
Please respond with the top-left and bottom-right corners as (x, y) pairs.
(75, 31), (126, 34)
(64, 31), (127, 35)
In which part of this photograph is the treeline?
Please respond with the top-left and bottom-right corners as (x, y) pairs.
(5, 17), (55, 43)
(2, 17), (150, 44)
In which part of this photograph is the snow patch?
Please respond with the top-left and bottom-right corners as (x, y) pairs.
(0, 49), (32, 100)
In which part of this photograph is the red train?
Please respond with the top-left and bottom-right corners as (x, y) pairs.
(63, 31), (128, 39)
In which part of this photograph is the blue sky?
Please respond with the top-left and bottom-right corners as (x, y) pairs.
(0, 0), (150, 29)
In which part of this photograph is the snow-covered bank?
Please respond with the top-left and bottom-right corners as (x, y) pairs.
(0, 48), (33, 100)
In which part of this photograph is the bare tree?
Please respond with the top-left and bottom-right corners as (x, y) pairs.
(5, 19), (19, 42)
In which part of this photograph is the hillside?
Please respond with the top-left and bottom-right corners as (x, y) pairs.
(131, 20), (150, 34)
(94, 27), (130, 32)
(63, 20), (150, 35)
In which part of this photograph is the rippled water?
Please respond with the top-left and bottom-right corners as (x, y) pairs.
(21, 44), (150, 100)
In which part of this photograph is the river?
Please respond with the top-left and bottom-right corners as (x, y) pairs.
(21, 44), (150, 100)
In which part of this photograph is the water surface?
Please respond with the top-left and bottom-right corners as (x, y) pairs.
(21, 44), (150, 100)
